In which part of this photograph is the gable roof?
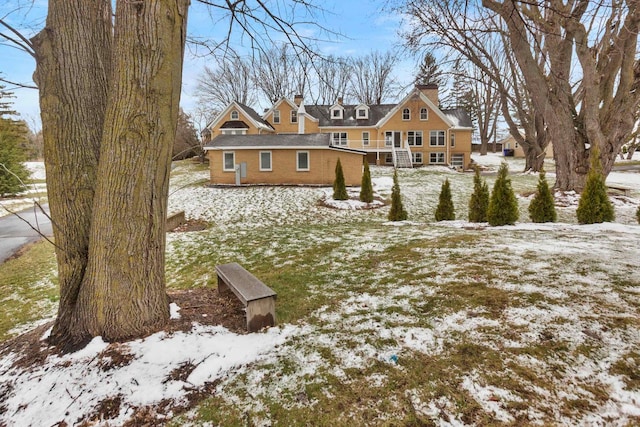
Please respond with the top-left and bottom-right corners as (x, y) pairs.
(376, 88), (455, 129)
(204, 133), (366, 154)
(262, 97), (299, 119)
(207, 101), (274, 133)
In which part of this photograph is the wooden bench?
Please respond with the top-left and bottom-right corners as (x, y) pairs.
(607, 184), (632, 196)
(215, 263), (277, 332)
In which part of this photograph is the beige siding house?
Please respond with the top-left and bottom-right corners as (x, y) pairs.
(204, 134), (365, 186)
(202, 84), (474, 186)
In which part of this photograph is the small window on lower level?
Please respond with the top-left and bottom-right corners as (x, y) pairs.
(223, 151), (235, 171)
(297, 151), (310, 171)
(260, 151), (272, 171)
(429, 152), (446, 164)
(412, 152), (423, 164)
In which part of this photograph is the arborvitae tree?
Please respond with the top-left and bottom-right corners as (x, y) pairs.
(468, 166), (489, 222)
(576, 145), (615, 224)
(528, 169), (557, 223)
(0, 117), (30, 197)
(360, 160), (374, 203)
(487, 162), (519, 226)
(388, 168), (408, 221)
(435, 178), (455, 221)
(333, 158), (348, 200)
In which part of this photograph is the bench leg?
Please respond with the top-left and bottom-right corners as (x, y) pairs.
(246, 297), (276, 332)
(217, 275), (233, 297)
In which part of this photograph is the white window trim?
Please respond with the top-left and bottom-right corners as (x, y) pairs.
(273, 109), (280, 124)
(402, 108), (410, 121)
(223, 151), (235, 172)
(407, 131), (423, 147)
(230, 110), (239, 120)
(291, 110), (297, 123)
(332, 132), (348, 146)
(362, 131), (370, 146)
(357, 108), (368, 119)
(429, 152), (446, 164)
(412, 152), (423, 164)
(451, 132), (456, 147)
(430, 130), (446, 147)
(297, 151), (310, 171)
(259, 151), (272, 171)
(420, 108), (428, 121)
(331, 108), (343, 119)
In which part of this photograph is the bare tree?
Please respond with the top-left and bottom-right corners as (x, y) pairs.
(349, 51), (400, 104)
(254, 44), (312, 103)
(482, 0), (640, 191)
(396, 0), (551, 171)
(312, 55), (353, 104)
(196, 53), (256, 111)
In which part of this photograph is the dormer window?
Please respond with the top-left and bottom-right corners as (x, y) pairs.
(355, 104), (369, 120)
(332, 108), (343, 119)
(402, 108), (410, 121)
(230, 110), (239, 120)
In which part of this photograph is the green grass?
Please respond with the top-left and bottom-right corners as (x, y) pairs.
(0, 240), (58, 340)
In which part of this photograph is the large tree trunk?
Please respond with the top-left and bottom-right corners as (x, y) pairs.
(72, 0), (188, 343)
(33, 0), (189, 350)
(31, 0), (112, 348)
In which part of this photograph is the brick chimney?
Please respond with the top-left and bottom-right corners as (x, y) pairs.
(337, 97), (343, 105)
(416, 83), (439, 106)
(294, 94), (303, 106)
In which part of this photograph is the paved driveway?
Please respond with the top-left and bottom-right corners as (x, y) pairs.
(0, 206), (52, 264)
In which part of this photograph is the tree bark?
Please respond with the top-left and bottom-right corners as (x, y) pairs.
(33, 0), (188, 350)
(31, 0), (112, 348)
(71, 0), (189, 344)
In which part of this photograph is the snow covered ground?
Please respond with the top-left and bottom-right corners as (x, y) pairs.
(0, 155), (639, 425)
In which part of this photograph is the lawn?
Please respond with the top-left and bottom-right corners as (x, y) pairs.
(0, 155), (639, 425)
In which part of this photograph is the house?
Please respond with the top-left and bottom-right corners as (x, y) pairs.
(203, 133), (366, 186)
(202, 84), (473, 186)
(263, 84), (473, 169)
(499, 131), (554, 158)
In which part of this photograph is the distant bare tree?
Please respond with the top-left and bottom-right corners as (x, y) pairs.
(349, 51), (400, 104)
(254, 44), (312, 103)
(312, 55), (353, 104)
(196, 53), (256, 111)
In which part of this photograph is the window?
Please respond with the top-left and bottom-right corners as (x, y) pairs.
(450, 132), (456, 147)
(230, 110), (239, 120)
(402, 108), (410, 120)
(297, 151), (310, 171)
(420, 108), (428, 120)
(332, 132), (347, 146)
(451, 154), (464, 168)
(362, 131), (370, 146)
(385, 153), (394, 164)
(430, 130), (446, 146)
(357, 108), (368, 119)
(412, 152), (423, 164)
(407, 131), (423, 146)
(385, 131), (393, 146)
(429, 152), (446, 164)
(273, 110), (280, 124)
(291, 110), (297, 123)
(221, 129), (247, 135)
(223, 152), (235, 171)
(331, 108), (343, 119)
(259, 151), (272, 171)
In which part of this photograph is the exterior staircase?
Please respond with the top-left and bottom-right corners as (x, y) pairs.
(393, 148), (413, 168)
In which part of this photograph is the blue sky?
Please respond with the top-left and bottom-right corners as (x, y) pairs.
(0, 1), (414, 131)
